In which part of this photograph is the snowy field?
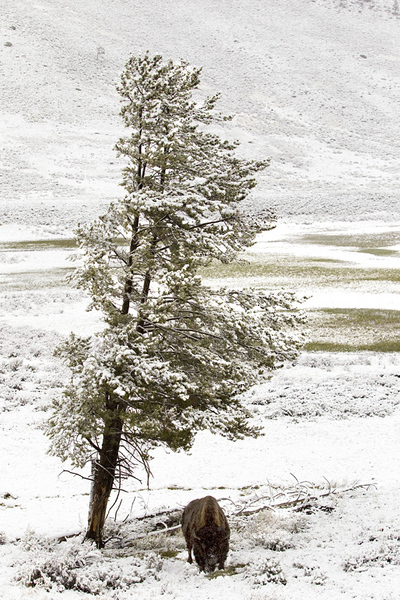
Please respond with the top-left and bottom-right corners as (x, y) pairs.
(1, 220), (399, 599)
(1, 0), (400, 598)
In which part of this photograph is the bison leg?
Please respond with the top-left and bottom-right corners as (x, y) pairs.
(187, 542), (193, 563)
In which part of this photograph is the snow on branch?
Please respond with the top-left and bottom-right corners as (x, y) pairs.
(229, 476), (376, 516)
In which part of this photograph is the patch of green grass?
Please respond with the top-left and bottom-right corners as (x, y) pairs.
(306, 257), (343, 263)
(239, 484), (261, 494)
(314, 307), (400, 324)
(305, 340), (400, 352)
(158, 549), (179, 559)
(358, 248), (399, 257)
(1, 268), (74, 291)
(299, 231), (400, 248)
(0, 237), (133, 253)
(0, 239), (77, 251)
(201, 257), (341, 280)
(206, 564), (248, 579)
(306, 308), (400, 352)
(201, 259), (400, 285)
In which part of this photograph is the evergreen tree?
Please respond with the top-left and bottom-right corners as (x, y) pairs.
(46, 53), (303, 548)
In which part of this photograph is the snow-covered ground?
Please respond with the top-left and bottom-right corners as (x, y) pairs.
(2, 0), (400, 226)
(1, 0), (400, 597)
(1, 316), (400, 599)
(0, 222), (399, 598)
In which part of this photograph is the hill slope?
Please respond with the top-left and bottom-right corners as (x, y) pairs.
(1, 0), (400, 228)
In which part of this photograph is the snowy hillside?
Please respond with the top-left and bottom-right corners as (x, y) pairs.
(1, 0), (400, 229)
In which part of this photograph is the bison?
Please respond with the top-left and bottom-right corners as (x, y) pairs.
(181, 495), (230, 573)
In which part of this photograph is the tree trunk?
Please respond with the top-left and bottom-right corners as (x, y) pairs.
(86, 393), (123, 548)
(122, 216), (140, 315)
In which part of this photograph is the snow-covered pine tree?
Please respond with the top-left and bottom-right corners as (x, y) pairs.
(46, 53), (304, 548)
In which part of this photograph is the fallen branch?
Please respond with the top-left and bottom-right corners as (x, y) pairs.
(126, 524), (181, 542)
(231, 480), (376, 516)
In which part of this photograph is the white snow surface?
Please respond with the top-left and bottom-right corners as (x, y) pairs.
(1, 0), (400, 228)
(1, 0), (400, 598)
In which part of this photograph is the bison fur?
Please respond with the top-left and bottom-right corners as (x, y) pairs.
(181, 495), (230, 573)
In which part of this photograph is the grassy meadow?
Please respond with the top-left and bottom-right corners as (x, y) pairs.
(1, 223), (399, 351)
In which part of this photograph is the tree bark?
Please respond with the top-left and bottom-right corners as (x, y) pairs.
(86, 393), (123, 548)
(122, 216), (140, 315)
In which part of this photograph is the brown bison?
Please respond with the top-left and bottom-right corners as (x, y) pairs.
(181, 495), (230, 573)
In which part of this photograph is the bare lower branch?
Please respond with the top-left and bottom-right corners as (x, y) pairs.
(59, 469), (94, 482)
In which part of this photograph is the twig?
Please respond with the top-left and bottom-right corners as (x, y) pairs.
(113, 499), (124, 522)
(123, 496), (137, 523)
(125, 524), (181, 543)
(59, 470), (93, 482)
(235, 495), (275, 515)
(217, 497), (242, 509)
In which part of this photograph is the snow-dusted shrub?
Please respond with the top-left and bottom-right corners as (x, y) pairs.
(100, 511), (185, 557)
(8, 357), (23, 372)
(244, 557), (287, 586)
(259, 532), (294, 552)
(19, 529), (57, 553)
(248, 352), (400, 420)
(16, 543), (90, 591)
(0, 531), (7, 545)
(306, 567), (327, 586)
(293, 562), (327, 585)
(0, 324), (68, 411)
(15, 539), (163, 593)
(246, 591), (284, 600)
(343, 536), (400, 572)
(310, 0), (400, 19)
(232, 510), (306, 552)
(123, 531), (185, 555)
(248, 519), (294, 552)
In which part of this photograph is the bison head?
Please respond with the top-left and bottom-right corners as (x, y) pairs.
(193, 526), (229, 573)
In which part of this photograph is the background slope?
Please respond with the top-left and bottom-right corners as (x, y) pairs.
(1, 0), (400, 228)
